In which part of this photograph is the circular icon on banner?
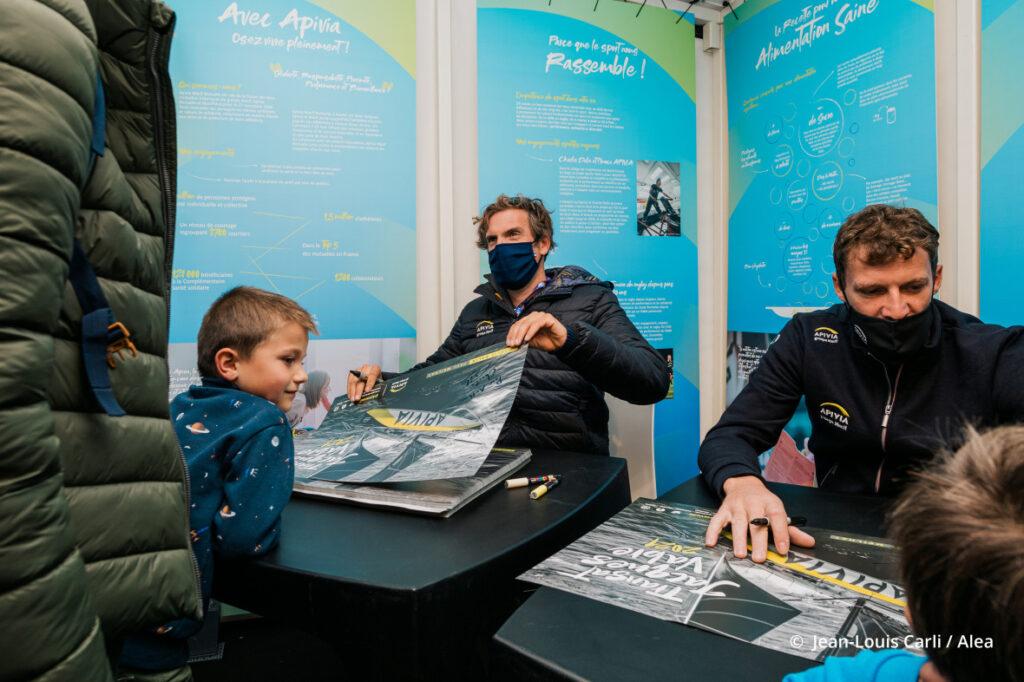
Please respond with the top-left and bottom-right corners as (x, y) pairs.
(775, 213), (795, 240)
(812, 162), (844, 201)
(802, 203), (818, 224)
(772, 145), (794, 177)
(808, 227), (821, 242)
(785, 238), (813, 282)
(775, 275), (788, 292)
(820, 209), (842, 232)
(769, 186), (784, 205)
(787, 180), (809, 211)
(799, 99), (844, 157)
(842, 196), (856, 212)
(844, 89), (857, 106)
(796, 158), (811, 178)
(816, 281), (831, 298)
(764, 115), (783, 144)
(838, 137), (856, 158)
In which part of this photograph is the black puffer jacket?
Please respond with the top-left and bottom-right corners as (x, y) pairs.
(412, 266), (669, 455)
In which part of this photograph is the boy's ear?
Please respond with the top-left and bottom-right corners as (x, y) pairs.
(214, 348), (242, 381)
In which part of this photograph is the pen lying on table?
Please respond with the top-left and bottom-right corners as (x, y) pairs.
(530, 476), (560, 500)
(504, 474), (560, 489)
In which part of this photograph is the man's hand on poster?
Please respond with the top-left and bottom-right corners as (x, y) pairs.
(704, 475), (815, 563)
(507, 312), (567, 353)
(347, 363), (381, 402)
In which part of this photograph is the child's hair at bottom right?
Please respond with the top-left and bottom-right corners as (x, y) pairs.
(888, 425), (1024, 682)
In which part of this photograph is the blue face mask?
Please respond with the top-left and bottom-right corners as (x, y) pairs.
(488, 241), (540, 290)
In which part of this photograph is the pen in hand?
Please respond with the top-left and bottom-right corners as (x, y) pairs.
(749, 516), (807, 527)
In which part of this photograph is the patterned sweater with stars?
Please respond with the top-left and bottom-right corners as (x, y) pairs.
(175, 377), (295, 605)
(121, 378), (295, 669)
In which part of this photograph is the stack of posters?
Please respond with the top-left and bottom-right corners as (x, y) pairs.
(520, 500), (919, 661)
(293, 343), (530, 516)
(295, 447), (530, 517)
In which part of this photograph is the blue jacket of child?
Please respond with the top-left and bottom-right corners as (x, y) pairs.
(784, 649), (928, 682)
(120, 377), (295, 669)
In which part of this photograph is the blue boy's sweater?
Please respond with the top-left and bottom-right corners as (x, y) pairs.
(784, 650), (928, 682)
(121, 378), (295, 669)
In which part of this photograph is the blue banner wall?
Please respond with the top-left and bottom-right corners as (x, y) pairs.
(726, 0), (937, 335)
(167, 1), (417, 414)
(722, 0), (936, 482)
(981, 0), (1024, 327)
(477, 0), (699, 493)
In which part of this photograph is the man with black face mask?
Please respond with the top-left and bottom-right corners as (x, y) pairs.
(699, 204), (1024, 563)
(347, 194), (669, 455)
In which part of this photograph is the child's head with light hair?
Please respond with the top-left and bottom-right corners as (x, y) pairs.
(888, 425), (1024, 682)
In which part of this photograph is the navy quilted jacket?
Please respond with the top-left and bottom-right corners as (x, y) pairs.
(411, 265), (670, 455)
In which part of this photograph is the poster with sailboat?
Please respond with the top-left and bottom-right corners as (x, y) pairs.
(520, 499), (918, 661)
(294, 343), (527, 483)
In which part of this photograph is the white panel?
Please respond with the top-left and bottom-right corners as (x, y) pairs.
(416, 0), (443, 357)
(418, 1), (482, 357)
(607, 397), (656, 499)
(932, 0), (980, 315)
(451, 1), (483, 313)
(697, 24), (729, 440)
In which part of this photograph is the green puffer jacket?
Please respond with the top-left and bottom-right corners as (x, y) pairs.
(0, 0), (201, 679)
(0, 3), (112, 679)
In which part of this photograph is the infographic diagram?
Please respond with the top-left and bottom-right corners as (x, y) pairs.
(726, 0), (937, 333)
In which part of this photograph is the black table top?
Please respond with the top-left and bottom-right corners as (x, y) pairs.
(212, 449), (631, 680)
(493, 476), (894, 682)
(216, 449), (628, 594)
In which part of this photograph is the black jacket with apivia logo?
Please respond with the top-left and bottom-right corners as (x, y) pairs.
(410, 265), (670, 455)
(699, 300), (1024, 497)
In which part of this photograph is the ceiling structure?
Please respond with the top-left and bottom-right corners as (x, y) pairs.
(617, 0), (749, 25)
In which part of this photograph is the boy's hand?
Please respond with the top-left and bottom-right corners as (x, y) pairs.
(347, 364), (381, 402)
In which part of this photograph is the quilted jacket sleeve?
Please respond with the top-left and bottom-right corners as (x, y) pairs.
(48, 0), (202, 639)
(556, 287), (670, 405)
(409, 317), (468, 372)
(0, 0), (112, 679)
